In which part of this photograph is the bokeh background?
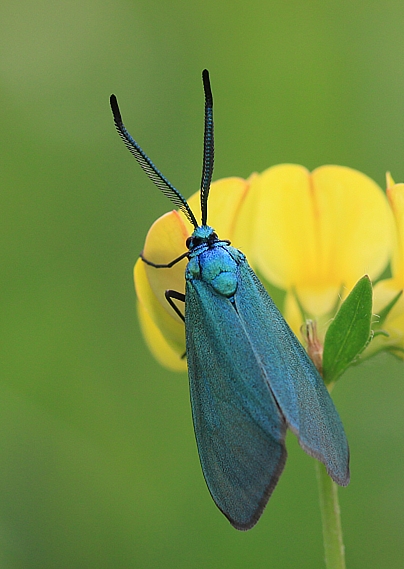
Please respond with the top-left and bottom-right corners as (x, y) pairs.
(1, 1), (403, 568)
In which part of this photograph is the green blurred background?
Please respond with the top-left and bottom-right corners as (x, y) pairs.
(0, 1), (403, 567)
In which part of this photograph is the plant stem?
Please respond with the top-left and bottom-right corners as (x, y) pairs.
(315, 460), (346, 569)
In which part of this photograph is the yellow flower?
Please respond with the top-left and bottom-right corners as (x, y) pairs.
(372, 173), (404, 358)
(234, 164), (393, 339)
(135, 165), (394, 369)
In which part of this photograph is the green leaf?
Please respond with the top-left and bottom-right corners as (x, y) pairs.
(322, 275), (373, 384)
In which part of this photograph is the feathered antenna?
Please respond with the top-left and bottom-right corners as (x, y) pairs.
(200, 70), (214, 226)
(110, 94), (199, 228)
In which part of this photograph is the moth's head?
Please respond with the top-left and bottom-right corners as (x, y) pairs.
(186, 225), (218, 251)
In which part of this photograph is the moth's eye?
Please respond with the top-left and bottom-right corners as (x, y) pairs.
(192, 237), (202, 247)
(186, 236), (192, 248)
(208, 232), (218, 244)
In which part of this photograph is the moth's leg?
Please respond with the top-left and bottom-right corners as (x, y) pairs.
(141, 252), (187, 358)
(165, 290), (186, 360)
(165, 289), (185, 322)
(140, 251), (188, 268)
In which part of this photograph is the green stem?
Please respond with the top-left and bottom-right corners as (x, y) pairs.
(315, 460), (346, 569)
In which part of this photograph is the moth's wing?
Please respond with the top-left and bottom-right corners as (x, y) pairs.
(234, 261), (350, 486)
(185, 280), (287, 530)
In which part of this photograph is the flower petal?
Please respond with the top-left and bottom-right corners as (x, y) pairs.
(238, 165), (392, 315)
(186, 177), (251, 242)
(372, 279), (404, 357)
(235, 164), (315, 287)
(310, 166), (392, 289)
(370, 181), (404, 358)
(134, 258), (185, 357)
(142, 210), (190, 320)
(137, 300), (187, 371)
(387, 181), (404, 285)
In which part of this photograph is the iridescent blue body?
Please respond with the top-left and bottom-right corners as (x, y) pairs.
(110, 70), (350, 531)
(185, 225), (349, 530)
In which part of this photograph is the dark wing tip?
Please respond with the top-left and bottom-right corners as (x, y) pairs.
(326, 463), (350, 487)
(296, 436), (350, 487)
(110, 94), (122, 125)
(223, 445), (288, 531)
(334, 459), (350, 487)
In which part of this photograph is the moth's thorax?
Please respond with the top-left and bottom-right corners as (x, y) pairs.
(186, 228), (245, 298)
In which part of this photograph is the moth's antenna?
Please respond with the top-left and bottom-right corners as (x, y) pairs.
(110, 94), (199, 229)
(200, 69), (214, 226)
